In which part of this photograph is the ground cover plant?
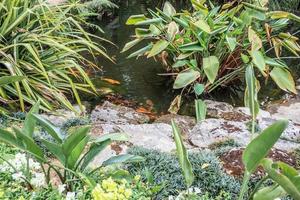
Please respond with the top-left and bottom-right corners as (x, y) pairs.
(0, 0), (111, 112)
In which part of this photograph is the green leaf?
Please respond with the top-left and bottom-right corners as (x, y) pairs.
(242, 120), (288, 173)
(171, 120), (194, 187)
(248, 27), (262, 51)
(0, 76), (24, 86)
(244, 65), (260, 119)
(80, 139), (112, 170)
(265, 58), (287, 68)
(23, 100), (40, 137)
(33, 114), (63, 143)
(167, 21), (179, 41)
(0, 129), (23, 149)
(193, 19), (211, 33)
(251, 50), (266, 76)
(194, 83), (205, 95)
(102, 154), (145, 166)
(163, 1), (176, 16)
(147, 40), (169, 57)
(270, 67), (297, 94)
(63, 126), (90, 156)
(67, 136), (89, 169)
(126, 15), (147, 25)
(121, 39), (142, 53)
(172, 60), (189, 68)
(203, 56), (220, 84)
(135, 18), (163, 26)
(127, 43), (153, 59)
(254, 185), (286, 200)
(277, 162), (300, 189)
(41, 139), (65, 164)
(195, 99), (207, 122)
(173, 69), (200, 89)
(179, 42), (204, 52)
(226, 36), (237, 52)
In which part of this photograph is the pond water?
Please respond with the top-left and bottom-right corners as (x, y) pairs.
(87, 0), (300, 113)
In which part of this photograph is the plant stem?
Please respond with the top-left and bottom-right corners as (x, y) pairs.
(238, 172), (251, 200)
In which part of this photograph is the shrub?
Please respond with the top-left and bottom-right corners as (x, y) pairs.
(126, 147), (241, 199)
(0, 0), (111, 112)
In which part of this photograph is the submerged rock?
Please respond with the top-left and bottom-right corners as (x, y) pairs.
(91, 101), (150, 125)
(189, 118), (300, 151)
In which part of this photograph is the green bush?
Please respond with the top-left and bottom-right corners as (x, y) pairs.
(126, 147), (241, 199)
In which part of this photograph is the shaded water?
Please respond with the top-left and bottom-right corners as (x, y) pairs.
(88, 0), (300, 113)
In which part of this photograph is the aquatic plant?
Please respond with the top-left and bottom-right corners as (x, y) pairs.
(0, 0), (111, 112)
(123, 0), (300, 112)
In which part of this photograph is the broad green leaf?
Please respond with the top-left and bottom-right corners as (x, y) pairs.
(163, 1), (176, 16)
(251, 50), (266, 76)
(244, 65), (260, 119)
(254, 185), (286, 200)
(270, 67), (297, 94)
(193, 19), (211, 33)
(171, 120), (194, 187)
(203, 56), (220, 84)
(127, 43), (153, 59)
(23, 100), (40, 137)
(0, 76), (24, 86)
(179, 42), (204, 52)
(172, 60), (189, 68)
(121, 39), (142, 53)
(41, 139), (65, 164)
(194, 83), (205, 96)
(147, 40), (169, 57)
(261, 159), (300, 199)
(13, 127), (45, 162)
(173, 17), (189, 28)
(248, 27), (262, 51)
(68, 136), (89, 169)
(32, 114), (63, 143)
(242, 120), (288, 173)
(136, 18), (163, 26)
(0, 129), (23, 149)
(195, 99), (207, 122)
(126, 15), (147, 25)
(277, 162), (300, 189)
(135, 28), (152, 38)
(149, 24), (161, 35)
(167, 21), (179, 41)
(173, 69), (200, 89)
(265, 58), (287, 68)
(226, 36), (237, 51)
(102, 154), (145, 166)
(80, 139), (112, 170)
(63, 126), (90, 156)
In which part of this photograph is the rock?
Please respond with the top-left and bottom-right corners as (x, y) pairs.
(205, 100), (251, 121)
(47, 0), (66, 5)
(268, 100), (300, 124)
(189, 118), (300, 151)
(40, 105), (85, 127)
(92, 123), (176, 152)
(235, 107), (271, 120)
(155, 114), (196, 137)
(91, 101), (150, 125)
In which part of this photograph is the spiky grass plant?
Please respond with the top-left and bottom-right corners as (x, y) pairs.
(0, 0), (111, 112)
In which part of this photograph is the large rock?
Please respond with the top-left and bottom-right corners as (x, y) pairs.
(189, 118), (300, 151)
(91, 101), (150, 125)
(96, 123), (175, 152)
(267, 99), (300, 125)
(155, 114), (196, 138)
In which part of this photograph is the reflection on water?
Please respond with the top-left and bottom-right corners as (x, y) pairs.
(90, 0), (186, 112)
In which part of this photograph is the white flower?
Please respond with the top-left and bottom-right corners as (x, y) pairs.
(12, 172), (25, 181)
(58, 184), (66, 194)
(65, 192), (76, 200)
(31, 172), (46, 188)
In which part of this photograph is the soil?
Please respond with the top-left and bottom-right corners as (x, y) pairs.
(219, 147), (297, 178)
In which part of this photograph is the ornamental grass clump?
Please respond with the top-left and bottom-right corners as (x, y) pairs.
(0, 0), (111, 112)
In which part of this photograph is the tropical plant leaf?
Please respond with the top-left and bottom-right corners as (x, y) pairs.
(270, 67), (297, 94)
(254, 185), (286, 200)
(147, 40), (169, 57)
(195, 99), (207, 122)
(171, 120), (194, 187)
(242, 120), (288, 173)
(203, 56), (219, 84)
(251, 50), (266, 76)
(102, 154), (145, 166)
(173, 69), (200, 89)
(163, 1), (176, 16)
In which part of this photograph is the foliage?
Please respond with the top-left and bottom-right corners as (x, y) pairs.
(0, 0), (111, 112)
(126, 147), (241, 199)
(61, 117), (91, 131)
(169, 189), (233, 200)
(123, 0), (300, 110)
(0, 102), (143, 191)
(269, 0), (300, 12)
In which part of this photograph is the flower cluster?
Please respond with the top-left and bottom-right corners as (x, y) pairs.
(92, 177), (133, 200)
(168, 187), (202, 200)
(0, 153), (45, 188)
